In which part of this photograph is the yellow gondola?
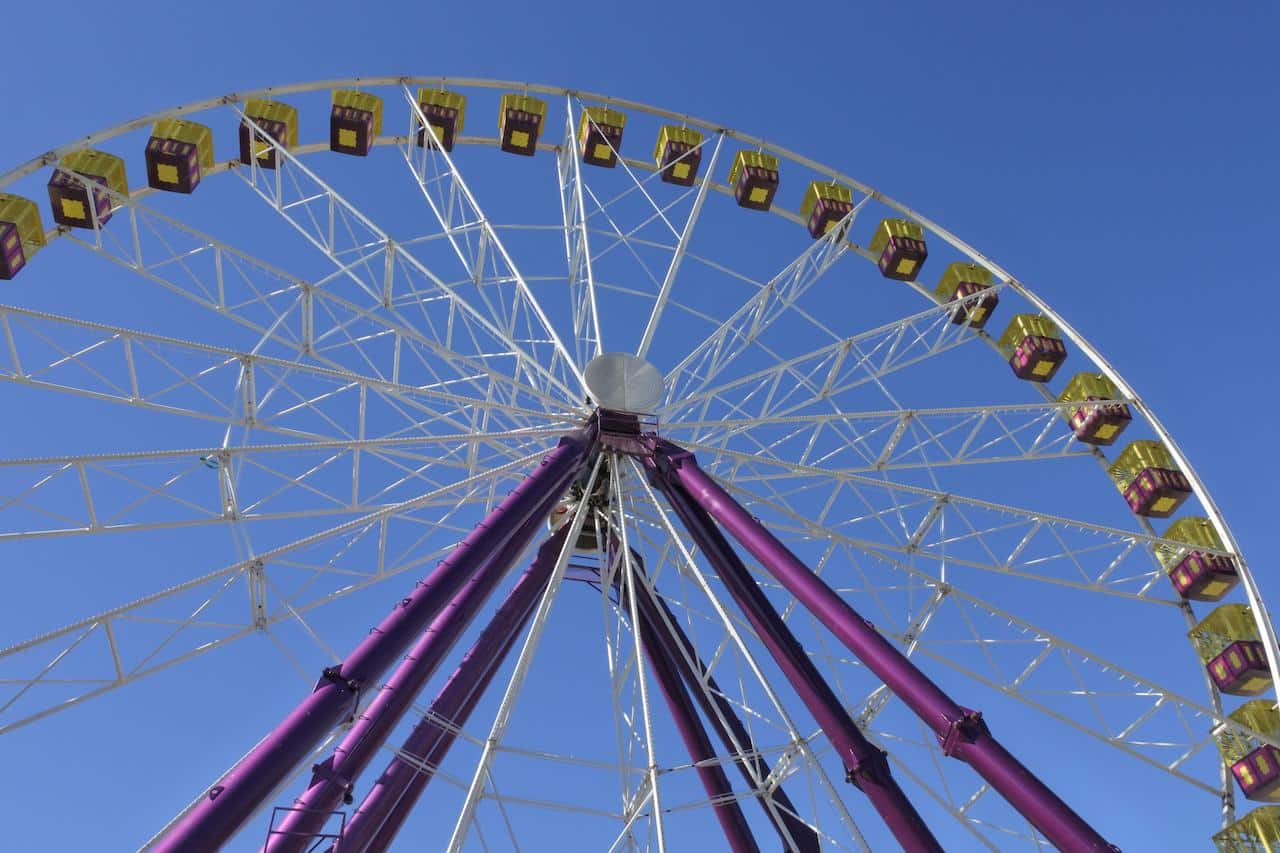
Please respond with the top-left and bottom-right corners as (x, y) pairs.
(654, 126), (704, 185)
(238, 100), (298, 169)
(728, 150), (779, 211)
(800, 181), (853, 240)
(1156, 516), (1238, 600)
(1107, 439), (1192, 518)
(499, 94), (547, 156)
(869, 218), (927, 281)
(145, 119), (214, 194)
(935, 261), (997, 329)
(330, 90), (383, 157)
(416, 88), (467, 152)
(1056, 372), (1131, 445)
(579, 106), (626, 168)
(1189, 604), (1271, 696)
(0, 194), (45, 280)
(47, 150), (128, 229)
(1217, 701), (1280, 801)
(996, 313), (1067, 382)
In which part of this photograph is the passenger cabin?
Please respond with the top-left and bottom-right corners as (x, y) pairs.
(1217, 701), (1280, 802)
(654, 126), (704, 186)
(800, 181), (854, 240)
(1214, 806), (1280, 851)
(869, 218), (928, 281)
(1189, 604), (1271, 696)
(728, 150), (779, 211)
(996, 314), (1067, 382)
(935, 261), (998, 329)
(1156, 516), (1239, 601)
(579, 106), (626, 168)
(1056, 372), (1132, 445)
(1107, 439), (1192, 518)
(47, 150), (128, 229)
(145, 119), (214, 194)
(0, 194), (45, 280)
(238, 100), (298, 169)
(416, 88), (467, 152)
(330, 90), (383, 157)
(499, 94), (547, 156)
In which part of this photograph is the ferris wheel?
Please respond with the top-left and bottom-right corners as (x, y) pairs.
(1, 76), (1277, 852)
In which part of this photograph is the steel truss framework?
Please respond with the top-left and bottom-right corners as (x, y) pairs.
(0, 78), (1270, 851)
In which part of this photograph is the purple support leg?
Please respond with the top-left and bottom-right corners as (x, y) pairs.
(609, 544), (760, 853)
(653, 439), (1119, 853)
(154, 426), (596, 853)
(339, 525), (572, 852)
(655, 477), (942, 853)
(265, 497), (559, 850)
(633, 577), (819, 852)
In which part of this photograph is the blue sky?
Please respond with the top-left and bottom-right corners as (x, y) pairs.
(1, 1), (1278, 850)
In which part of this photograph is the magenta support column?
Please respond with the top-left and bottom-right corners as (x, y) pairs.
(655, 476), (942, 853)
(633, 577), (818, 853)
(339, 525), (572, 852)
(265, 495), (560, 850)
(154, 426), (596, 853)
(653, 438), (1119, 853)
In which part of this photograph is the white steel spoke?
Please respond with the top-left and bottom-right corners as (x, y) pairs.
(398, 89), (588, 397)
(557, 96), (604, 363)
(448, 454), (603, 852)
(635, 132), (724, 360)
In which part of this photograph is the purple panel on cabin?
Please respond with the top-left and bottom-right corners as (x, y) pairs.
(330, 106), (375, 157)
(1232, 745), (1280, 801)
(580, 122), (623, 168)
(1008, 334), (1067, 382)
(876, 234), (928, 281)
(1069, 396), (1132, 445)
(416, 104), (459, 152)
(0, 221), (25, 280)
(949, 280), (999, 329)
(500, 109), (542, 156)
(806, 197), (853, 240)
(145, 136), (201, 193)
(1169, 551), (1239, 601)
(47, 170), (112, 229)
(734, 165), (778, 211)
(1207, 639), (1270, 695)
(1122, 465), (1192, 518)
(238, 118), (288, 169)
(659, 141), (701, 186)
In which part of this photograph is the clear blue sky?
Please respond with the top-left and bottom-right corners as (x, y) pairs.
(1, 1), (1277, 850)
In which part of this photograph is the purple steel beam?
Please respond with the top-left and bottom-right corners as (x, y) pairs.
(652, 438), (1119, 853)
(632, 575), (819, 853)
(265, 494), (560, 850)
(339, 524), (573, 852)
(654, 476), (942, 853)
(635, 596), (761, 853)
(154, 426), (596, 853)
(608, 542), (759, 853)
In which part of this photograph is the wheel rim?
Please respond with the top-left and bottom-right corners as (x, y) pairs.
(0, 78), (1269, 851)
